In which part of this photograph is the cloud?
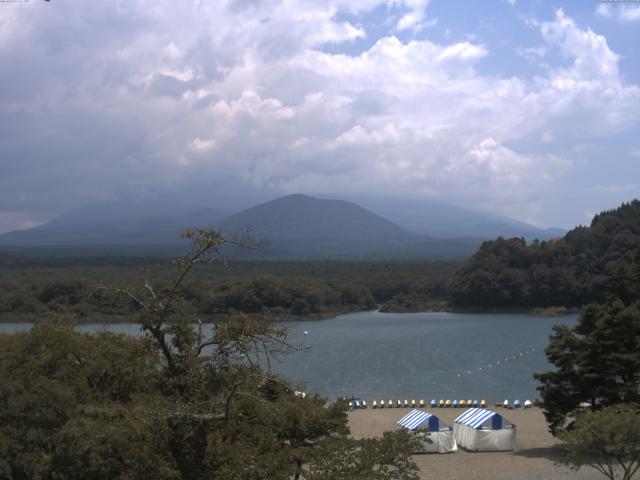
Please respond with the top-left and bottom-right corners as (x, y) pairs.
(595, 4), (613, 18)
(395, 0), (434, 31)
(0, 3), (638, 230)
(619, 5), (640, 22)
(516, 45), (546, 62)
(596, 3), (640, 22)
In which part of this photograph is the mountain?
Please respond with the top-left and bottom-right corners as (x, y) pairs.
(352, 196), (566, 240)
(0, 207), (224, 251)
(0, 194), (483, 259)
(216, 194), (410, 240)
(212, 194), (484, 260)
(213, 194), (422, 259)
(449, 199), (640, 308)
(0, 193), (564, 259)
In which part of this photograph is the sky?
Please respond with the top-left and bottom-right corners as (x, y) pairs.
(1, 0), (639, 233)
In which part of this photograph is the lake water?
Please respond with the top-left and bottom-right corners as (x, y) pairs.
(0, 311), (577, 403)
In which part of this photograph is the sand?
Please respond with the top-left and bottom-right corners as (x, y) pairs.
(348, 407), (602, 480)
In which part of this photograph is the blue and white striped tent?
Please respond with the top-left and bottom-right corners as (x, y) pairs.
(397, 410), (457, 453)
(453, 408), (515, 451)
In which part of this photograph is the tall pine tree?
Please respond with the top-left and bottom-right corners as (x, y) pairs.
(535, 254), (640, 434)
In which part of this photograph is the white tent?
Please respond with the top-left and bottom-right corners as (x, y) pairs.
(453, 408), (516, 451)
(397, 409), (457, 453)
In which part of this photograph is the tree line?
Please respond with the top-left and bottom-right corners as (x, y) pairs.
(449, 200), (640, 309)
(0, 259), (457, 321)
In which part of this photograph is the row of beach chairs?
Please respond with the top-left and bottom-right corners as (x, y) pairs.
(348, 399), (534, 409)
(495, 399), (533, 409)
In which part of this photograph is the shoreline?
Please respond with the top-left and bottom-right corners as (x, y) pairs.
(0, 307), (580, 324)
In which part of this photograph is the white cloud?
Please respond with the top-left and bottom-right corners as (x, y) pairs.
(189, 137), (216, 153)
(595, 3), (640, 22)
(0, 2), (638, 228)
(595, 4), (613, 18)
(395, 0), (433, 31)
(619, 5), (640, 22)
(516, 45), (546, 62)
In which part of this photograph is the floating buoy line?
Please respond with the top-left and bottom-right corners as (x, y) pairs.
(455, 346), (539, 378)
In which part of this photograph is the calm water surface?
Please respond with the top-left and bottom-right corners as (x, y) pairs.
(0, 311), (577, 402)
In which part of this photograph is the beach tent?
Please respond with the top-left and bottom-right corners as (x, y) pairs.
(397, 409), (457, 453)
(453, 408), (515, 451)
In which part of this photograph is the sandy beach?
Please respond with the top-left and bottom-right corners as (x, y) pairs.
(348, 407), (602, 480)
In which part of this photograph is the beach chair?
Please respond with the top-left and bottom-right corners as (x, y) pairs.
(513, 400), (521, 409)
(472, 399), (479, 408)
(396, 400), (402, 408)
(372, 400), (377, 409)
(411, 399), (416, 408)
(430, 399), (437, 408)
(503, 400), (510, 409)
(459, 400), (465, 408)
(348, 401), (353, 410)
(495, 401), (502, 407)
(354, 400), (361, 409)
(480, 400), (487, 408)
(524, 400), (532, 408)
(467, 399), (472, 406)
(404, 400), (409, 408)
(362, 400), (367, 409)
(380, 400), (385, 409)
(445, 399), (452, 408)
(438, 399), (444, 408)
(452, 399), (459, 408)
(419, 399), (425, 408)
(388, 400), (393, 408)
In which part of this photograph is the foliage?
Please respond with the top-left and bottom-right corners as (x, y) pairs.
(535, 258), (640, 434)
(450, 200), (640, 308)
(559, 404), (640, 480)
(0, 229), (420, 479)
(0, 257), (458, 321)
(305, 430), (420, 480)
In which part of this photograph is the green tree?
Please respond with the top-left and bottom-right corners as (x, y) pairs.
(560, 404), (640, 480)
(535, 260), (640, 434)
(305, 430), (420, 480)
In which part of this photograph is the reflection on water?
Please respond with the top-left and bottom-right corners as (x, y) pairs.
(0, 311), (577, 402)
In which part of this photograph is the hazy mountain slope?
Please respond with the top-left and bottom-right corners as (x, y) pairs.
(0, 208), (223, 246)
(353, 196), (566, 240)
(0, 192), (552, 259)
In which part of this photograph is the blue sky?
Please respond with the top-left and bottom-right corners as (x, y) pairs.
(0, 0), (639, 232)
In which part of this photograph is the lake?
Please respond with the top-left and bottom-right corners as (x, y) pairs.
(0, 311), (577, 403)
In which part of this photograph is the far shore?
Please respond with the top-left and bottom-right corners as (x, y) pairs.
(0, 306), (580, 324)
(348, 407), (600, 480)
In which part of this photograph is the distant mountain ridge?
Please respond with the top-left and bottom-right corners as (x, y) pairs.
(0, 193), (565, 259)
(0, 208), (223, 247)
(352, 196), (565, 240)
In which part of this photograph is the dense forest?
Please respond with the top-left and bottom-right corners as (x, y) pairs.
(0, 256), (456, 321)
(449, 200), (640, 309)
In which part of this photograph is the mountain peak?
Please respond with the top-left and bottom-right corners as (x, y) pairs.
(216, 194), (411, 241)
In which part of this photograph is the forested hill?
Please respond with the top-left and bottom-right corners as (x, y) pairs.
(449, 200), (640, 309)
